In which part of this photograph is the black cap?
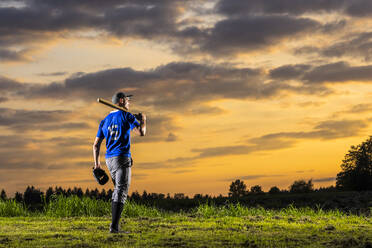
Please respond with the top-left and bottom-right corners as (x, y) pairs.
(112, 92), (133, 104)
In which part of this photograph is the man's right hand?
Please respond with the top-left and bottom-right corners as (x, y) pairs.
(94, 164), (102, 170)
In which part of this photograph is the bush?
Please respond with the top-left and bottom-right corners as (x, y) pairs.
(289, 179), (314, 193)
(0, 199), (28, 217)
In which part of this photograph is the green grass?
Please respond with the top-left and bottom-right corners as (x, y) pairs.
(0, 198), (371, 247)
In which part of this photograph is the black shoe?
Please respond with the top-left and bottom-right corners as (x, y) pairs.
(109, 225), (130, 234)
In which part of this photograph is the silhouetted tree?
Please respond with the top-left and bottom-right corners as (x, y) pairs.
(15, 192), (23, 203)
(228, 179), (247, 198)
(85, 189), (90, 197)
(99, 189), (106, 200)
(142, 190), (148, 200)
(90, 188), (99, 199)
(250, 185), (264, 194)
(76, 188), (84, 198)
(46, 187), (54, 202)
(289, 179), (314, 193)
(0, 189), (6, 200)
(174, 193), (185, 199)
(336, 136), (372, 191)
(23, 186), (44, 210)
(268, 186), (281, 194)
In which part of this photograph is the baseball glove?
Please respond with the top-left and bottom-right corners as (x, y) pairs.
(93, 167), (109, 185)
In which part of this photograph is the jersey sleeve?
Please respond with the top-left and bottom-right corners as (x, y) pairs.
(96, 120), (105, 139)
(127, 113), (140, 130)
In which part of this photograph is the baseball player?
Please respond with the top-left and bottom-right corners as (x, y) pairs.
(93, 92), (146, 233)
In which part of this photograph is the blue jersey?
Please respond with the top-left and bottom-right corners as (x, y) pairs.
(96, 110), (140, 158)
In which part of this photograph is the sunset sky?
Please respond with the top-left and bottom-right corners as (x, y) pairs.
(1, 0), (372, 197)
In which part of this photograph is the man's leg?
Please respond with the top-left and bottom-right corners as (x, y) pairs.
(107, 156), (131, 233)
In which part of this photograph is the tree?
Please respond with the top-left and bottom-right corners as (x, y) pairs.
(228, 179), (248, 198)
(23, 186), (44, 210)
(336, 136), (372, 191)
(250, 185), (264, 194)
(46, 187), (54, 202)
(268, 186), (281, 194)
(289, 179), (314, 193)
(0, 189), (7, 200)
(15, 192), (23, 203)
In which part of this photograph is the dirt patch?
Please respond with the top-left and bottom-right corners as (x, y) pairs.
(160, 237), (189, 248)
(241, 240), (258, 248)
(69, 243), (98, 248)
(96, 225), (106, 230)
(329, 237), (359, 248)
(0, 237), (10, 244)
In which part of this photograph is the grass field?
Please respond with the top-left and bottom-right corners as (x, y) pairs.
(0, 197), (371, 247)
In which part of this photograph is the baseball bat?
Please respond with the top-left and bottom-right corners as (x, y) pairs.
(97, 98), (129, 112)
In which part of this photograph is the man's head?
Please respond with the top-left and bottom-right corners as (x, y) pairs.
(112, 92), (132, 110)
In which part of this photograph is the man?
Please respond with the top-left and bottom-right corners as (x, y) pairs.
(93, 92), (146, 233)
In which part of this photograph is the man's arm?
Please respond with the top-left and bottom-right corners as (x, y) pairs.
(133, 113), (146, 136)
(93, 137), (103, 169)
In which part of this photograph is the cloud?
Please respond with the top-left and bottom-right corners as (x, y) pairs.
(132, 114), (180, 143)
(0, 107), (80, 131)
(269, 64), (312, 80)
(295, 32), (372, 62)
(303, 62), (372, 84)
(223, 174), (284, 182)
(313, 177), (335, 182)
(268, 62), (372, 85)
(37, 71), (68, 77)
(216, 0), (372, 17)
(166, 132), (178, 142)
(0, 0), (357, 61)
(0, 48), (29, 62)
(191, 118), (369, 159)
(197, 15), (321, 57)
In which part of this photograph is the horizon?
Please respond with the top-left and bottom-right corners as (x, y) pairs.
(1, 0), (372, 197)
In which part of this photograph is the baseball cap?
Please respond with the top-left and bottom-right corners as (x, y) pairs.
(112, 92), (133, 104)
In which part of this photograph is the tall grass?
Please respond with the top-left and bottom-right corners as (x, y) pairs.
(192, 202), (349, 218)
(0, 199), (28, 217)
(45, 195), (111, 217)
(0, 196), (360, 218)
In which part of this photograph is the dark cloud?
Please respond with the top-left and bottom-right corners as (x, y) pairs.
(216, 0), (371, 17)
(0, 48), (29, 62)
(4, 62), (275, 108)
(0, 0), (184, 61)
(0, 0), (356, 61)
(195, 15), (321, 57)
(268, 62), (372, 85)
(303, 62), (372, 84)
(269, 64), (311, 80)
(0, 76), (23, 90)
(37, 71), (68, 77)
(313, 177), (335, 182)
(296, 32), (372, 62)
(223, 174), (284, 182)
(0, 107), (74, 131)
(345, 0), (372, 17)
(7, 60), (371, 114)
